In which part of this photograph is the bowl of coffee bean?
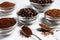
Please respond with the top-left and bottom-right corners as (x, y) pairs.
(30, 0), (53, 12)
(17, 8), (38, 25)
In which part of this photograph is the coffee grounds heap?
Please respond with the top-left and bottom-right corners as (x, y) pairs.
(0, 18), (16, 29)
(45, 9), (60, 18)
(0, 2), (15, 9)
(18, 8), (38, 17)
(22, 25), (32, 37)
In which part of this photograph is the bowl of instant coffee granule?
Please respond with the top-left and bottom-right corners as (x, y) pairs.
(30, 0), (53, 12)
(17, 8), (38, 25)
(45, 9), (60, 26)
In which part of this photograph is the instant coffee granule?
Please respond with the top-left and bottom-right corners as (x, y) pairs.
(45, 9), (60, 18)
(39, 24), (54, 36)
(21, 25), (32, 37)
(30, 0), (53, 4)
(0, 18), (16, 29)
(0, 2), (15, 10)
(18, 8), (38, 17)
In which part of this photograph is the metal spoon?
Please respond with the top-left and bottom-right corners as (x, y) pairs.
(21, 25), (42, 40)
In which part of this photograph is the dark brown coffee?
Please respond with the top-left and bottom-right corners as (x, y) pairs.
(39, 24), (54, 36)
(45, 9), (60, 18)
(0, 18), (16, 29)
(22, 25), (32, 37)
(18, 8), (38, 17)
(30, 0), (53, 4)
(0, 2), (15, 10)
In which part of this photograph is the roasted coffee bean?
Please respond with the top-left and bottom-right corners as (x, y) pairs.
(18, 8), (38, 17)
(30, 0), (53, 4)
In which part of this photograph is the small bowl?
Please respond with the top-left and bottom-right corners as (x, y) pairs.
(44, 9), (60, 29)
(44, 15), (60, 30)
(0, 7), (15, 14)
(0, 18), (17, 37)
(30, 1), (53, 12)
(18, 14), (38, 25)
(0, 1), (16, 14)
(17, 8), (38, 25)
(45, 14), (60, 25)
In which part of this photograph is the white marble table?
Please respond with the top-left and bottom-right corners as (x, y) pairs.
(1, 0), (60, 40)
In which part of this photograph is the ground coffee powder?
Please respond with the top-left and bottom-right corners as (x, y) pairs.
(45, 9), (60, 18)
(0, 2), (15, 10)
(0, 18), (16, 29)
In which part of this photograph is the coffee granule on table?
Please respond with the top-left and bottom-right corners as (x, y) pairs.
(0, 2), (15, 10)
(18, 8), (38, 17)
(39, 24), (54, 36)
(21, 25), (32, 37)
(45, 9), (60, 18)
(0, 18), (16, 29)
(39, 28), (53, 36)
(39, 24), (52, 30)
(30, 0), (53, 4)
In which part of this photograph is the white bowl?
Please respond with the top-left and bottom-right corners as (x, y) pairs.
(0, 18), (17, 37)
(18, 14), (38, 25)
(30, 2), (53, 12)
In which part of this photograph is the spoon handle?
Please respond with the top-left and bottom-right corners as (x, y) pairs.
(31, 34), (42, 40)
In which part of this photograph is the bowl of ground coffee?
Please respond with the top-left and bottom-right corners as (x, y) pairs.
(0, 18), (16, 37)
(0, 1), (15, 13)
(17, 8), (38, 25)
(45, 9), (60, 26)
(30, 0), (53, 12)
